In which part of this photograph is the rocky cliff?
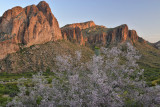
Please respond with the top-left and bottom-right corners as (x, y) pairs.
(62, 21), (96, 30)
(0, 1), (62, 59)
(61, 21), (146, 47)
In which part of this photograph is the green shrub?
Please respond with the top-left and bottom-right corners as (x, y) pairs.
(46, 67), (51, 73)
(0, 84), (19, 97)
(94, 46), (100, 56)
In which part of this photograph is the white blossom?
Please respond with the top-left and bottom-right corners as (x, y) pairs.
(7, 43), (160, 107)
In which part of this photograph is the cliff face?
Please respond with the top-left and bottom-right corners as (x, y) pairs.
(0, 1), (62, 59)
(62, 27), (88, 45)
(61, 21), (146, 47)
(106, 24), (128, 43)
(62, 21), (96, 30)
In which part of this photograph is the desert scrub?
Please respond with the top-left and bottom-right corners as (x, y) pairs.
(7, 43), (160, 107)
(94, 46), (100, 56)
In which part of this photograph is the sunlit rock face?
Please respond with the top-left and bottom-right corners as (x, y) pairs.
(0, 1), (62, 59)
(62, 21), (96, 30)
(61, 22), (146, 47)
(61, 27), (87, 45)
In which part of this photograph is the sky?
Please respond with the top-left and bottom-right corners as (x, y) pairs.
(0, 0), (160, 43)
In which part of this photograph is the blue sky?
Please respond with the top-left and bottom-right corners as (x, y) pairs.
(0, 0), (160, 43)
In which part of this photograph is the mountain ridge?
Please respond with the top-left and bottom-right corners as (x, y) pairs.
(61, 21), (147, 47)
(62, 21), (97, 30)
(0, 1), (157, 60)
(0, 1), (159, 75)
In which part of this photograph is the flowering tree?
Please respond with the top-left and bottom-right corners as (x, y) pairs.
(7, 43), (160, 107)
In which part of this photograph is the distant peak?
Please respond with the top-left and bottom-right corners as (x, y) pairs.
(117, 24), (128, 28)
(75, 21), (95, 25)
(11, 6), (23, 10)
(62, 21), (96, 29)
(2, 6), (23, 18)
(37, 1), (49, 6)
(37, 1), (51, 13)
(84, 20), (95, 24)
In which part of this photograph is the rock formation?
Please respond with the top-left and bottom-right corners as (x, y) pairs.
(61, 21), (146, 47)
(61, 26), (88, 45)
(62, 21), (96, 30)
(0, 1), (62, 59)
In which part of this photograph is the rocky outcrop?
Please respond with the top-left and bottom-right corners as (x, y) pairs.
(128, 30), (139, 42)
(61, 21), (146, 47)
(106, 24), (128, 43)
(0, 1), (62, 59)
(87, 32), (107, 46)
(62, 21), (96, 30)
(155, 41), (160, 49)
(62, 27), (87, 45)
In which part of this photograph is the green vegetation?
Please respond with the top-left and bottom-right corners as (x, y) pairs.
(0, 40), (94, 73)
(0, 40), (94, 106)
(94, 46), (100, 56)
(135, 42), (160, 85)
(0, 71), (57, 107)
(0, 80), (19, 106)
(0, 96), (11, 107)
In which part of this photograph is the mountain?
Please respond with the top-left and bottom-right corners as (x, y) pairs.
(0, 1), (62, 59)
(61, 21), (146, 47)
(0, 1), (159, 84)
(61, 21), (160, 84)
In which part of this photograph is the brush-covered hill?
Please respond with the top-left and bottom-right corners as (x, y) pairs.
(135, 42), (160, 84)
(0, 40), (93, 73)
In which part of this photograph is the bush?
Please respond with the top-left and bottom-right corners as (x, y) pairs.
(0, 84), (19, 97)
(0, 97), (10, 107)
(7, 43), (160, 107)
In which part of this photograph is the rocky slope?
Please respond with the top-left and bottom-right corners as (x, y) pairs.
(61, 21), (146, 47)
(0, 1), (62, 59)
(154, 41), (160, 49)
(0, 40), (93, 73)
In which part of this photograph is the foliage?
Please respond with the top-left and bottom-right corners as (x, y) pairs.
(94, 46), (100, 56)
(135, 42), (160, 84)
(7, 43), (160, 107)
(0, 96), (11, 107)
